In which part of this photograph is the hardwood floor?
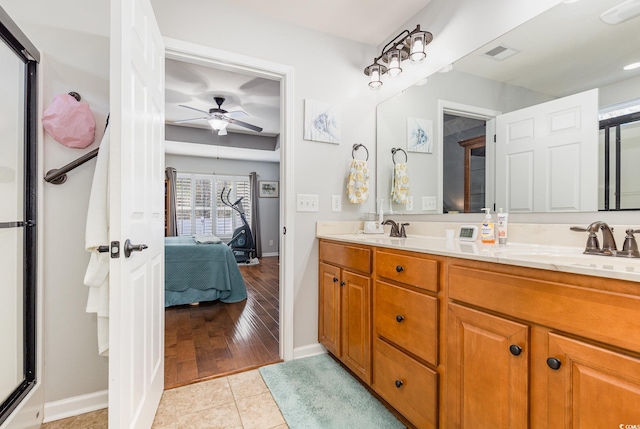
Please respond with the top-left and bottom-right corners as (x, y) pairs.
(164, 256), (281, 389)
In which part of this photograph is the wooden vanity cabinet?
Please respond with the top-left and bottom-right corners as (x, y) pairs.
(372, 248), (440, 429)
(446, 262), (640, 428)
(318, 240), (372, 383)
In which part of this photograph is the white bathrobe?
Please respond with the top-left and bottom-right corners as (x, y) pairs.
(84, 126), (110, 356)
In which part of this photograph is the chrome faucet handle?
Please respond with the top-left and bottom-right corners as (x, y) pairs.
(570, 226), (600, 253)
(399, 223), (410, 238)
(621, 229), (640, 257)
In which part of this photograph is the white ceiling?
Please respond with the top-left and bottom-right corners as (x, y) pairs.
(165, 0), (434, 146)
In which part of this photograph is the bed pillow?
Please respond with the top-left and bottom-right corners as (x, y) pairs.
(194, 234), (222, 244)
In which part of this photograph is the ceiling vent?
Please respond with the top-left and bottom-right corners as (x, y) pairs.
(601, 0), (640, 24)
(482, 45), (520, 61)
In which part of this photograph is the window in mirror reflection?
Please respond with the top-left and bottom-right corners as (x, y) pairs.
(443, 114), (486, 213)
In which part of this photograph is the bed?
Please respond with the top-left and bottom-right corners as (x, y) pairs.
(164, 236), (247, 307)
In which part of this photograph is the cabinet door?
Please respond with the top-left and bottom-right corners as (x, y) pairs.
(319, 262), (342, 356)
(341, 270), (371, 383)
(447, 303), (529, 429)
(548, 333), (640, 428)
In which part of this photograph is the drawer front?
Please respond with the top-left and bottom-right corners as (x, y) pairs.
(448, 265), (640, 355)
(320, 240), (371, 273)
(373, 338), (438, 429)
(376, 249), (438, 292)
(374, 281), (438, 365)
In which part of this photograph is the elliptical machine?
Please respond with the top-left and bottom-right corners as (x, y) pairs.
(221, 188), (256, 263)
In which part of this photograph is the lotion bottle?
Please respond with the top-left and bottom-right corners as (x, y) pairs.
(480, 208), (495, 244)
(497, 208), (509, 245)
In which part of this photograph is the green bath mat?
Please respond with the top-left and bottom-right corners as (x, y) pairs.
(259, 353), (405, 429)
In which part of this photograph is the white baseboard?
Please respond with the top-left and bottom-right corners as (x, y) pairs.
(261, 252), (279, 257)
(43, 390), (108, 423)
(293, 343), (326, 359)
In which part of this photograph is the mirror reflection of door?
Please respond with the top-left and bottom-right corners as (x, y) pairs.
(442, 113), (486, 213)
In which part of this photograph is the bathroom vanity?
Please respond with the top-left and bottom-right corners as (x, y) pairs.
(317, 225), (640, 428)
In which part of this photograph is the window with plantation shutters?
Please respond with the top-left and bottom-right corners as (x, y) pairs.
(175, 173), (251, 239)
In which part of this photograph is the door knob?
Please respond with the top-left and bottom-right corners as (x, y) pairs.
(124, 239), (148, 258)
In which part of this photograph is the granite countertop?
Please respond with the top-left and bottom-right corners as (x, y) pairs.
(317, 232), (640, 283)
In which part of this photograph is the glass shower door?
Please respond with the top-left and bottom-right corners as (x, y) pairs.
(0, 31), (26, 409)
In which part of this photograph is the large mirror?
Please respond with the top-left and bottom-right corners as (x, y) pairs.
(377, 0), (640, 215)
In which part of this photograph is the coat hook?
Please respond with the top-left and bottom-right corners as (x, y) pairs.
(68, 91), (81, 102)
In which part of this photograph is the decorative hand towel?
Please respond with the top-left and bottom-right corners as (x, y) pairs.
(391, 162), (410, 204)
(347, 159), (370, 203)
(84, 126), (110, 356)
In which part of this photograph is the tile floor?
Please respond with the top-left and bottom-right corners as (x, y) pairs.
(41, 370), (288, 429)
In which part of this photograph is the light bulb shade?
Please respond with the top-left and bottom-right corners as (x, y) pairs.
(208, 116), (229, 131)
(383, 49), (407, 77)
(408, 28), (433, 63)
(364, 63), (387, 89)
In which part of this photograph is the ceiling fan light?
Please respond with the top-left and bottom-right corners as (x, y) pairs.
(208, 117), (228, 131)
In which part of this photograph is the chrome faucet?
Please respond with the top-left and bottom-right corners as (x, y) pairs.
(382, 219), (409, 238)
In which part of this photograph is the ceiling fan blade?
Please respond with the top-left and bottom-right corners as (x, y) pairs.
(178, 104), (211, 115)
(174, 117), (209, 124)
(226, 109), (249, 118)
(228, 117), (263, 132)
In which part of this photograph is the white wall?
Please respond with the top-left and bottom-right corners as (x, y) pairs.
(165, 154), (281, 255)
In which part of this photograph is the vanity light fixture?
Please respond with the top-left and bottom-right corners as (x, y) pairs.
(364, 25), (433, 89)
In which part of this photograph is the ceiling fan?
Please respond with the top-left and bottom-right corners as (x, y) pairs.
(175, 96), (263, 135)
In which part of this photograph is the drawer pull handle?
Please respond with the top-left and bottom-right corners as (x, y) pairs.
(509, 345), (522, 356)
(333, 277), (338, 283)
(396, 265), (404, 273)
(395, 380), (403, 388)
(395, 315), (405, 323)
(340, 281), (345, 287)
(547, 357), (562, 370)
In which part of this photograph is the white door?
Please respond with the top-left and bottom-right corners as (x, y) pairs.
(109, 0), (165, 427)
(495, 89), (599, 212)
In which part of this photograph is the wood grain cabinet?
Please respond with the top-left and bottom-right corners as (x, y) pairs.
(372, 248), (440, 429)
(318, 240), (372, 383)
(447, 263), (640, 428)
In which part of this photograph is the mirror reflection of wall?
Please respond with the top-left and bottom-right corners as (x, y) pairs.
(376, 0), (640, 215)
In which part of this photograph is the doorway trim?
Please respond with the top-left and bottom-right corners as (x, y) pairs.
(164, 37), (295, 361)
(438, 99), (501, 213)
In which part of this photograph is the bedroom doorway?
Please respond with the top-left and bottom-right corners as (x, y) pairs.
(162, 38), (293, 388)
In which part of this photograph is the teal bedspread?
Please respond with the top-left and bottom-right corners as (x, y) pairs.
(164, 236), (247, 307)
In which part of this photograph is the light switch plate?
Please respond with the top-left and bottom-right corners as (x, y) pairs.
(297, 194), (319, 212)
(331, 195), (341, 212)
(405, 196), (414, 211)
(422, 196), (437, 211)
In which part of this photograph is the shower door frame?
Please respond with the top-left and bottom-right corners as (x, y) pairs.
(0, 6), (39, 426)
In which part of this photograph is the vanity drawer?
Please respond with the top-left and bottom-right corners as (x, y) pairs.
(319, 240), (371, 274)
(374, 280), (438, 364)
(448, 265), (640, 355)
(376, 249), (438, 292)
(373, 338), (438, 429)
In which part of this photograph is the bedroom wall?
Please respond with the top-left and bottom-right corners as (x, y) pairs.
(165, 154), (280, 255)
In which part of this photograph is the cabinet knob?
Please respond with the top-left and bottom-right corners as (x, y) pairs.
(340, 281), (345, 286)
(333, 277), (338, 283)
(546, 357), (562, 370)
(509, 345), (522, 356)
(395, 315), (405, 323)
(396, 265), (404, 273)
(395, 380), (403, 388)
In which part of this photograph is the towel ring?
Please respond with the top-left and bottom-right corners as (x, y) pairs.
(391, 148), (408, 164)
(352, 144), (369, 161)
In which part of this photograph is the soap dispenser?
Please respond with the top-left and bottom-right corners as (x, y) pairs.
(480, 208), (495, 244)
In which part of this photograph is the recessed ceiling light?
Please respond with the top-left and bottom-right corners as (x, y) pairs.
(624, 62), (640, 70)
